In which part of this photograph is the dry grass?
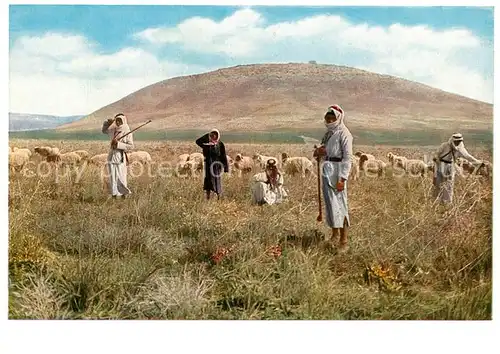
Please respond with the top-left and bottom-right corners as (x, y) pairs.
(8, 139), (492, 319)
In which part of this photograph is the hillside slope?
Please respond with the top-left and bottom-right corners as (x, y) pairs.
(57, 63), (493, 133)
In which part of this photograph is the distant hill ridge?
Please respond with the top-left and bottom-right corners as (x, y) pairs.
(56, 63), (493, 133)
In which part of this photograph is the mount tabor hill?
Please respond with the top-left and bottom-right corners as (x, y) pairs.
(57, 63), (492, 133)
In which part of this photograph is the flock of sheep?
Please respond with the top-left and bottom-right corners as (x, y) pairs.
(8, 143), (492, 181)
(8, 145), (153, 173)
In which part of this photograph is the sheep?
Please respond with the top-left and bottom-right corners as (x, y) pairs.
(72, 150), (90, 161)
(387, 152), (408, 169)
(178, 153), (190, 163)
(56, 152), (82, 167)
(34, 146), (59, 158)
(403, 159), (433, 178)
(187, 152), (204, 163)
(233, 153), (254, 177)
(13, 148), (32, 159)
(281, 152), (313, 177)
(253, 153), (279, 169)
(184, 159), (203, 177)
(354, 151), (375, 160)
(359, 154), (387, 178)
(128, 151), (152, 165)
(349, 156), (360, 181)
(89, 153), (109, 166)
(9, 150), (30, 173)
(457, 158), (493, 178)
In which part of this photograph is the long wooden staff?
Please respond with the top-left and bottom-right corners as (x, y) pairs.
(314, 145), (322, 222)
(116, 119), (152, 141)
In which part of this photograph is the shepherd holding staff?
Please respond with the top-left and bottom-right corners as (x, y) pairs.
(313, 105), (353, 253)
(102, 113), (135, 199)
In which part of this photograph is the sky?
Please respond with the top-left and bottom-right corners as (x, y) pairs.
(8, 3), (494, 116)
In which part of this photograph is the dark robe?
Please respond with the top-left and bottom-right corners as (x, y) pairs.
(195, 133), (229, 194)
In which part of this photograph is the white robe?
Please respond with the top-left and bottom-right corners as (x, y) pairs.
(432, 140), (480, 203)
(102, 117), (134, 197)
(321, 124), (353, 228)
(251, 172), (288, 205)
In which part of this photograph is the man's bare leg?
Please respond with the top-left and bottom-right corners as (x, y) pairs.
(338, 218), (349, 253)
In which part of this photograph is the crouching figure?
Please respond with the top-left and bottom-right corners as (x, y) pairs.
(251, 158), (288, 205)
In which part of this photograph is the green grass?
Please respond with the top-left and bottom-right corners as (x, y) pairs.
(9, 128), (493, 147)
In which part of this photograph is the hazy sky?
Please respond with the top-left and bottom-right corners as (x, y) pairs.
(9, 4), (494, 116)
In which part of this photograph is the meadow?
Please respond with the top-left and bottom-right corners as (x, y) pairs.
(8, 138), (492, 319)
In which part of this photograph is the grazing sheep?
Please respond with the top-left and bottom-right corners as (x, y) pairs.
(188, 152), (204, 163)
(9, 151), (31, 173)
(178, 153), (190, 163)
(89, 153), (109, 166)
(387, 152), (408, 169)
(72, 150), (90, 161)
(13, 148), (32, 159)
(457, 158), (493, 178)
(184, 159), (203, 177)
(281, 152), (313, 177)
(34, 146), (59, 158)
(233, 153), (254, 177)
(359, 154), (387, 177)
(403, 159), (433, 178)
(56, 152), (82, 167)
(128, 151), (152, 165)
(354, 151), (375, 160)
(253, 153), (279, 169)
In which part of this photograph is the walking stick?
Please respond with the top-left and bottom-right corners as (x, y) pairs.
(314, 145), (323, 222)
(116, 119), (152, 141)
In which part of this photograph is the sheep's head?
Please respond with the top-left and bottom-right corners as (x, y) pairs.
(235, 153), (243, 162)
(387, 152), (394, 161)
(354, 151), (364, 158)
(281, 152), (289, 162)
(359, 154), (369, 164)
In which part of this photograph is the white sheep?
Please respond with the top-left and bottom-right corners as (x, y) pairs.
(354, 151), (375, 160)
(13, 148), (32, 159)
(9, 150), (31, 173)
(89, 153), (109, 166)
(387, 152), (408, 169)
(178, 153), (190, 163)
(233, 153), (254, 177)
(359, 154), (387, 178)
(128, 151), (152, 165)
(188, 152), (204, 163)
(281, 152), (313, 177)
(253, 153), (279, 170)
(403, 159), (433, 178)
(349, 156), (360, 181)
(57, 152), (82, 167)
(72, 150), (90, 161)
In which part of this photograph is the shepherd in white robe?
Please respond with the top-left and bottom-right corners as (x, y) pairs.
(432, 133), (482, 204)
(314, 104), (353, 253)
(101, 113), (134, 199)
(251, 158), (288, 205)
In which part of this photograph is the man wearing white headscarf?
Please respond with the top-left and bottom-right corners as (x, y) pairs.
(251, 158), (288, 205)
(314, 105), (353, 253)
(432, 133), (483, 204)
(102, 113), (134, 199)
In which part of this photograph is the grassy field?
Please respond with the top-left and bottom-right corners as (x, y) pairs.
(9, 127), (493, 147)
(8, 139), (492, 319)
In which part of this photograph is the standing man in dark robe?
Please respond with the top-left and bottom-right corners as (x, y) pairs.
(195, 128), (229, 200)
